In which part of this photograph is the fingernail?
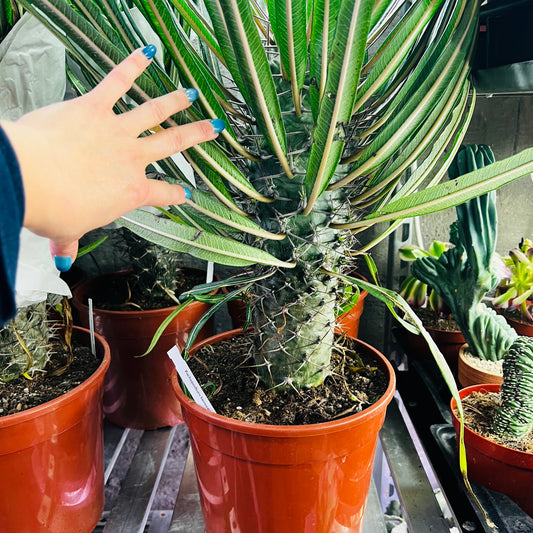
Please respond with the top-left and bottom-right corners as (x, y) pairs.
(183, 187), (192, 199)
(210, 118), (226, 134)
(54, 255), (72, 272)
(142, 44), (157, 60)
(184, 88), (199, 102)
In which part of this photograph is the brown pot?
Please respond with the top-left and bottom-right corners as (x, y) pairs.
(0, 327), (110, 533)
(394, 323), (465, 369)
(172, 329), (396, 533)
(72, 269), (214, 429)
(457, 344), (503, 388)
(506, 315), (533, 337)
(451, 383), (533, 517)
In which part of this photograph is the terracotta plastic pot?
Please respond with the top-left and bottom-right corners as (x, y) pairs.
(0, 327), (110, 533)
(335, 280), (368, 338)
(394, 324), (465, 370)
(172, 329), (395, 533)
(73, 270), (213, 430)
(451, 383), (533, 517)
(457, 344), (503, 388)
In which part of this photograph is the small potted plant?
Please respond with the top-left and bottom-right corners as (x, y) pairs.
(396, 239), (465, 366)
(25, 2), (533, 531)
(450, 335), (533, 517)
(406, 145), (518, 386)
(0, 298), (110, 533)
(73, 228), (215, 430)
(493, 238), (533, 337)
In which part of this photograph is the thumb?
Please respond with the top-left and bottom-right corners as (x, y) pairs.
(50, 240), (79, 272)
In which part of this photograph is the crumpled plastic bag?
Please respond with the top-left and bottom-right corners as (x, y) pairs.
(0, 13), (70, 306)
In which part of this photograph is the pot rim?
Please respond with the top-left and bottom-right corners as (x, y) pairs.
(451, 383), (533, 461)
(172, 329), (396, 437)
(0, 326), (110, 427)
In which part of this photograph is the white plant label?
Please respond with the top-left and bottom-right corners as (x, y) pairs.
(167, 345), (216, 413)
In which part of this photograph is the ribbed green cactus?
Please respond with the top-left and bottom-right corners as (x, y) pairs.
(492, 336), (533, 439)
(0, 300), (54, 382)
(410, 145), (517, 361)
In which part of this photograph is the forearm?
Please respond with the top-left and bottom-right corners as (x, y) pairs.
(0, 125), (25, 325)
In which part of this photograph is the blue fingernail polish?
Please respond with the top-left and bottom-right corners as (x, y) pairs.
(184, 88), (199, 102)
(142, 44), (157, 60)
(54, 255), (72, 272)
(210, 118), (226, 134)
(184, 187), (192, 199)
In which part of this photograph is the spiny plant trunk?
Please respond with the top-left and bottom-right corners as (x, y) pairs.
(251, 171), (352, 389)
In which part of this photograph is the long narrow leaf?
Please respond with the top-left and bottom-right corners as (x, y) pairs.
(303, 0), (374, 214)
(267, 0), (307, 114)
(119, 209), (295, 268)
(342, 148), (533, 229)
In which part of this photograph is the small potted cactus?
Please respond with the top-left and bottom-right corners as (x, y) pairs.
(450, 335), (533, 517)
(406, 145), (517, 386)
(396, 239), (465, 366)
(0, 298), (111, 533)
(493, 238), (533, 337)
(72, 228), (216, 429)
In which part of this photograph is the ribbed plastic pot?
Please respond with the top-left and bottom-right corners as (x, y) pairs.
(172, 329), (396, 533)
(72, 270), (213, 430)
(451, 383), (533, 517)
(0, 326), (110, 533)
(457, 345), (503, 388)
(335, 282), (368, 338)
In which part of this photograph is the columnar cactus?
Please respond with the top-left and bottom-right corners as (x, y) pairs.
(410, 145), (517, 361)
(492, 336), (533, 439)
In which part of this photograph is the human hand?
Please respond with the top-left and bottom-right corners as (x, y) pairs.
(1, 45), (225, 271)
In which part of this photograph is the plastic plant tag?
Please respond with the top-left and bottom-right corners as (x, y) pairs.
(167, 345), (216, 413)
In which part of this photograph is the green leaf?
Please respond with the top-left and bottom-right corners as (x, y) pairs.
(354, 147), (533, 227)
(267, 0), (308, 113)
(207, 0), (292, 177)
(304, 0), (374, 213)
(119, 209), (295, 268)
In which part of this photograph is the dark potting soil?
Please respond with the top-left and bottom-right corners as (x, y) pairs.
(459, 391), (533, 453)
(186, 333), (389, 425)
(0, 340), (101, 417)
(414, 307), (461, 332)
(87, 269), (207, 311)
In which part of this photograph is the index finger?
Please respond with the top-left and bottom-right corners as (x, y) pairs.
(88, 45), (156, 109)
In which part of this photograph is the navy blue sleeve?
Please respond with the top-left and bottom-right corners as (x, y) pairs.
(0, 126), (24, 326)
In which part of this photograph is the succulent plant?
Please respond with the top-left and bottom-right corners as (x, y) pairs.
(398, 240), (453, 318)
(19, 1), (533, 394)
(492, 335), (533, 440)
(409, 145), (518, 361)
(493, 238), (533, 324)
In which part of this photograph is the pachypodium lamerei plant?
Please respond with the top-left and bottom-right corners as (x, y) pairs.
(410, 144), (518, 362)
(398, 240), (453, 318)
(21, 0), (533, 393)
(493, 238), (533, 324)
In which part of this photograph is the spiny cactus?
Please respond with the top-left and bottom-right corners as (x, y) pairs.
(410, 145), (517, 361)
(492, 335), (533, 439)
(121, 227), (184, 306)
(0, 300), (55, 382)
